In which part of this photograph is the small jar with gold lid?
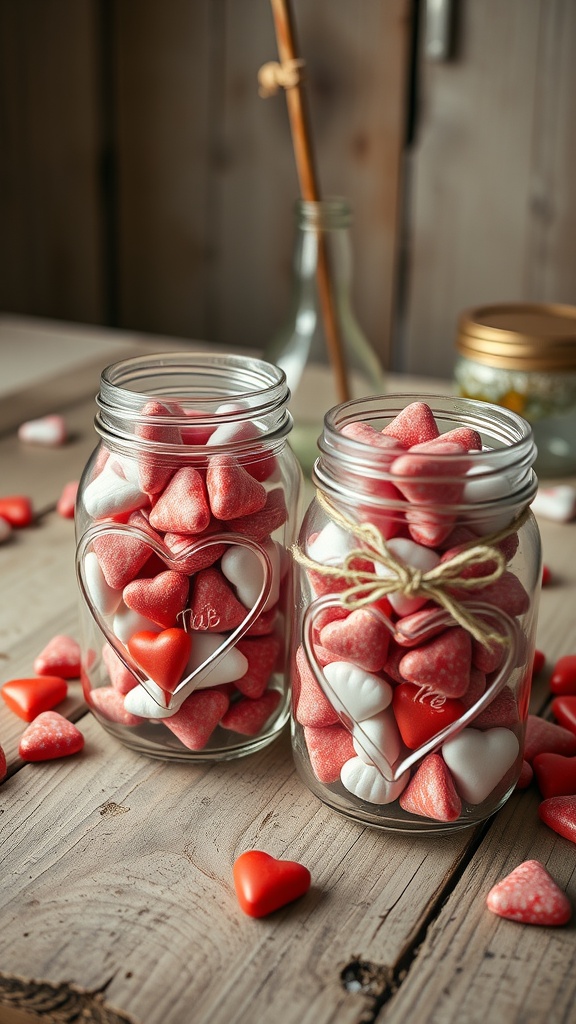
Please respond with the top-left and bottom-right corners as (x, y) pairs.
(454, 303), (576, 477)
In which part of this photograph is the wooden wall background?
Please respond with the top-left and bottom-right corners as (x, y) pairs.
(1, 0), (575, 380)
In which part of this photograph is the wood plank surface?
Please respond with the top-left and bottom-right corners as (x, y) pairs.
(1, 319), (575, 1024)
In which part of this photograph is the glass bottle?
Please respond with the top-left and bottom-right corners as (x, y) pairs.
(291, 394), (541, 832)
(264, 197), (384, 475)
(75, 352), (302, 762)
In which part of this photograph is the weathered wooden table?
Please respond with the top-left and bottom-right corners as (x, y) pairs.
(1, 316), (575, 1024)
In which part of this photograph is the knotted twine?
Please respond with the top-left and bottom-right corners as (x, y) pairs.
(293, 489), (531, 649)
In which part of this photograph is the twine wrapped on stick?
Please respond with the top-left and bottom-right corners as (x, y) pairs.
(293, 489), (531, 648)
(260, 0), (351, 404)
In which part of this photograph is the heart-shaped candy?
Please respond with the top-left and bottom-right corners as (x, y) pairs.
(551, 696), (576, 735)
(319, 610), (389, 673)
(442, 726), (519, 805)
(123, 571), (190, 628)
(539, 795), (576, 844)
(399, 752), (462, 822)
(18, 711), (84, 761)
(532, 752), (576, 799)
(524, 714), (576, 763)
(486, 860), (571, 926)
(352, 708), (402, 769)
(127, 628), (192, 699)
(221, 540), (280, 612)
(340, 757), (409, 804)
(303, 724), (356, 784)
(163, 689), (230, 749)
(399, 627), (472, 698)
(550, 655), (576, 696)
(323, 661), (393, 722)
(149, 466), (210, 534)
(220, 689), (282, 736)
(33, 634), (81, 679)
(375, 537), (441, 617)
(233, 850), (311, 918)
(393, 684), (465, 750)
(206, 454), (267, 520)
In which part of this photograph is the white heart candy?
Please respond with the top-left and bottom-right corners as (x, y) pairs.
(340, 757), (409, 805)
(124, 683), (176, 719)
(462, 465), (517, 534)
(375, 538), (440, 616)
(221, 539), (280, 612)
(352, 708), (402, 767)
(323, 661), (393, 721)
(442, 726), (519, 805)
(84, 551), (122, 616)
(83, 461), (147, 519)
(185, 633), (249, 688)
(113, 605), (162, 645)
(306, 521), (357, 567)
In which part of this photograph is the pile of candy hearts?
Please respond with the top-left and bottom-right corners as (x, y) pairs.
(294, 401), (535, 823)
(78, 401), (292, 752)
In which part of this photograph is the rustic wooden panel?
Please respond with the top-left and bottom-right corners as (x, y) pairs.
(400, 0), (576, 378)
(0, 0), (104, 321)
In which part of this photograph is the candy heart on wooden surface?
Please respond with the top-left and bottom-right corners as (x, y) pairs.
(442, 726), (519, 805)
(399, 752), (462, 822)
(532, 752), (576, 799)
(551, 696), (576, 735)
(18, 711), (84, 761)
(1, 676), (68, 722)
(149, 466), (210, 534)
(550, 656), (576, 695)
(123, 570), (190, 629)
(323, 661), (393, 722)
(206, 454), (267, 520)
(538, 795), (576, 844)
(0, 495), (33, 528)
(221, 539), (280, 612)
(399, 627), (472, 699)
(486, 860), (572, 926)
(523, 714), (576, 763)
(18, 413), (67, 446)
(232, 850), (311, 918)
(303, 724), (356, 784)
(392, 684), (465, 751)
(340, 756), (409, 805)
(33, 634), (81, 679)
(375, 537), (441, 617)
(352, 708), (402, 768)
(319, 609), (389, 673)
(127, 628), (192, 699)
(163, 689), (230, 750)
(220, 689), (282, 736)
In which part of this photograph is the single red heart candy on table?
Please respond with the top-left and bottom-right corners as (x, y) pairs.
(127, 628), (192, 696)
(532, 752), (576, 799)
(149, 466), (210, 534)
(233, 850), (311, 918)
(399, 753), (462, 822)
(123, 570), (190, 629)
(163, 689), (229, 750)
(1, 676), (68, 722)
(226, 488), (287, 542)
(382, 402), (439, 447)
(18, 711), (84, 761)
(523, 714), (576, 763)
(551, 696), (576, 735)
(206, 454), (267, 520)
(486, 860), (572, 926)
(293, 643), (339, 728)
(550, 655), (576, 696)
(399, 627), (472, 698)
(532, 648), (546, 677)
(234, 635), (282, 699)
(92, 510), (160, 590)
(304, 723), (356, 783)
(135, 400), (182, 494)
(220, 689), (282, 736)
(392, 684), (465, 750)
(539, 795), (576, 843)
(190, 567), (249, 632)
(33, 634), (81, 679)
(0, 495), (33, 528)
(319, 609), (389, 674)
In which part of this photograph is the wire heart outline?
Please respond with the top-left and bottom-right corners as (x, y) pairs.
(302, 597), (520, 783)
(76, 522), (274, 711)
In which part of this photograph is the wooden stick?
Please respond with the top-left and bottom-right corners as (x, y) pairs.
(269, 0), (351, 402)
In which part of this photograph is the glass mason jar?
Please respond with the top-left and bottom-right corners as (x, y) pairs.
(75, 352), (302, 761)
(291, 394), (541, 832)
(263, 198), (384, 475)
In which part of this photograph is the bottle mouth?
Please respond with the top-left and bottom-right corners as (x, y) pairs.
(296, 196), (352, 231)
(95, 352), (293, 452)
(314, 394), (538, 512)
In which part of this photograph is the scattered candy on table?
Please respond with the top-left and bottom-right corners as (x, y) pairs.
(531, 485), (576, 523)
(0, 495), (33, 528)
(486, 860), (572, 926)
(18, 711), (84, 761)
(549, 654), (576, 695)
(232, 850), (311, 918)
(17, 414), (67, 446)
(56, 480), (79, 519)
(1, 676), (68, 721)
(33, 635), (81, 679)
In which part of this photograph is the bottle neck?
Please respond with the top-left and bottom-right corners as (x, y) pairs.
(291, 198), (354, 302)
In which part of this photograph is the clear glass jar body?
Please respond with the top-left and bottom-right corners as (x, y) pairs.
(454, 354), (576, 477)
(291, 394), (541, 832)
(264, 198), (384, 475)
(75, 352), (302, 761)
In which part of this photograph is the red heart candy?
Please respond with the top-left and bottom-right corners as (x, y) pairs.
(551, 696), (576, 735)
(19, 711), (84, 761)
(33, 634), (81, 679)
(392, 684), (465, 750)
(226, 488), (287, 542)
(189, 567), (249, 632)
(532, 752), (576, 799)
(88, 685), (145, 726)
(127, 628), (191, 695)
(399, 752), (462, 822)
(550, 655), (576, 696)
(233, 850), (311, 918)
(303, 723), (355, 783)
(123, 570), (190, 629)
(206, 454), (267, 520)
(319, 609), (389, 674)
(1, 676), (68, 722)
(382, 402), (439, 447)
(399, 627), (472, 698)
(163, 689), (229, 750)
(235, 635), (282, 699)
(220, 689), (282, 736)
(524, 714), (576, 763)
(135, 400), (182, 493)
(0, 494), (33, 527)
(92, 510), (160, 590)
(293, 644), (339, 728)
(149, 466), (210, 534)
(539, 795), (576, 843)
(486, 860), (572, 926)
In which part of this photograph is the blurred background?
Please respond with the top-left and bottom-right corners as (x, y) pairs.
(1, 0), (575, 380)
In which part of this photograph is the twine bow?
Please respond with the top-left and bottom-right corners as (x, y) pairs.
(258, 59), (305, 97)
(293, 490), (531, 648)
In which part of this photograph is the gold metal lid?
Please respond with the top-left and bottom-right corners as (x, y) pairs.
(456, 302), (576, 370)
